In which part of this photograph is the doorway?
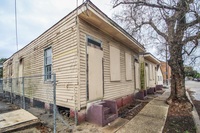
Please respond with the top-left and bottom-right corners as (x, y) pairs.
(87, 46), (103, 101)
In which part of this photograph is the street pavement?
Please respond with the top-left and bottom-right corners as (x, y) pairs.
(186, 80), (200, 100)
(185, 80), (200, 133)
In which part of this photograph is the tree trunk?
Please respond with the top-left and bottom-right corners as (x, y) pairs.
(166, 42), (193, 111)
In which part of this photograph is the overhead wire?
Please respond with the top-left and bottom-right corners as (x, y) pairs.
(15, 0), (18, 52)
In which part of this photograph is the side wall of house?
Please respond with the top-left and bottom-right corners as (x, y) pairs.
(3, 12), (78, 109)
(157, 67), (163, 85)
(79, 18), (138, 108)
(145, 60), (157, 88)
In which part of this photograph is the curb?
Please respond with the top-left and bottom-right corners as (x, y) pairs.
(186, 90), (200, 133)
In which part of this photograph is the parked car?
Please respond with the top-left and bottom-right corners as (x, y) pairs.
(193, 78), (197, 81)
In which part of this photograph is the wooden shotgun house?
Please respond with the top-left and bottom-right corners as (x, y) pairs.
(3, 1), (162, 126)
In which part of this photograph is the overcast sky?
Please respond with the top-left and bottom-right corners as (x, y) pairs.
(1, 0), (199, 72)
(0, 0), (117, 58)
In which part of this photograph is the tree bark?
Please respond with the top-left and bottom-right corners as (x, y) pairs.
(166, 42), (193, 111)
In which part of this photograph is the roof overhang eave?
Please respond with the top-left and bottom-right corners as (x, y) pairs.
(77, 3), (145, 53)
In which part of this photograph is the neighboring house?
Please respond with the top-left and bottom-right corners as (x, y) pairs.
(143, 53), (161, 94)
(3, 1), (161, 125)
(160, 61), (171, 85)
(157, 65), (164, 89)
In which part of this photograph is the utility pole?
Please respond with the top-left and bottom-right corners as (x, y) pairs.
(166, 43), (168, 87)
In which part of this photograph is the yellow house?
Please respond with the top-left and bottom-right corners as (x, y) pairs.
(144, 53), (161, 94)
(2, 1), (162, 125)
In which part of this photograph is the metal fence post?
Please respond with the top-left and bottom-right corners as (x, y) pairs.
(2, 79), (4, 98)
(22, 77), (25, 109)
(53, 74), (57, 133)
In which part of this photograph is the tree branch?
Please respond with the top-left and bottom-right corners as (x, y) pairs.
(142, 20), (168, 41)
(113, 1), (180, 11)
(182, 33), (200, 45)
(183, 44), (198, 56)
(186, 16), (200, 28)
(190, 56), (200, 65)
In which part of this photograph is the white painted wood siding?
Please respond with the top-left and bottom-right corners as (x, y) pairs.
(78, 19), (136, 108)
(145, 60), (157, 88)
(3, 12), (78, 109)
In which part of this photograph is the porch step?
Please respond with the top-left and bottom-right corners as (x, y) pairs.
(103, 107), (110, 115)
(86, 100), (118, 126)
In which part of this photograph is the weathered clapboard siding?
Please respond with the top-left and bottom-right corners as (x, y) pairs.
(157, 67), (163, 85)
(145, 60), (157, 88)
(3, 11), (79, 109)
(78, 18), (137, 108)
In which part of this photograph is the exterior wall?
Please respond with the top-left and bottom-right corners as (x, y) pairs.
(79, 18), (137, 108)
(145, 60), (157, 88)
(160, 61), (171, 84)
(3, 12), (78, 109)
(157, 67), (163, 85)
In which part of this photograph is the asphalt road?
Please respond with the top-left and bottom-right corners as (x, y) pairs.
(186, 80), (200, 100)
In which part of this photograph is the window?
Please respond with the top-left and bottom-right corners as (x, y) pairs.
(19, 58), (24, 77)
(44, 47), (52, 80)
(87, 38), (101, 47)
(125, 53), (132, 80)
(87, 36), (102, 49)
(110, 46), (120, 81)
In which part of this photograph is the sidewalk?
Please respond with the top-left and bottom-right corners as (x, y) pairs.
(116, 90), (170, 133)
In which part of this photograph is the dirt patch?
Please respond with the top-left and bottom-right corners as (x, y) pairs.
(0, 94), (74, 133)
(119, 93), (164, 120)
(119, 101), (148, 120)
(163, 101), (196, 133)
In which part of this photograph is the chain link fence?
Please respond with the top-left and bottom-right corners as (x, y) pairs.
(0, 74), (73, 133)
(0, 79), (3, 96)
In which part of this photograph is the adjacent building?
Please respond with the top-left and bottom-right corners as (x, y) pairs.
(160, 61), (171, 85)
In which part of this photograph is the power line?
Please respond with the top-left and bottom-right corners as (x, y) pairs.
(15, 0), (18, 51)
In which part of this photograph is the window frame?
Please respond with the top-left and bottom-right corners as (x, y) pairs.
(44, 47), (52, 81)
(87, 35), (102, 50)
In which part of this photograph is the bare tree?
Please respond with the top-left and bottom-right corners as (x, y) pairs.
(113, 0), (200, 109)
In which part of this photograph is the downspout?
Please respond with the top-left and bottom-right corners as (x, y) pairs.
(134, 57), (137, 92)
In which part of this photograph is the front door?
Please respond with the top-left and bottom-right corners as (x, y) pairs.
(87, 46), (103, 101)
